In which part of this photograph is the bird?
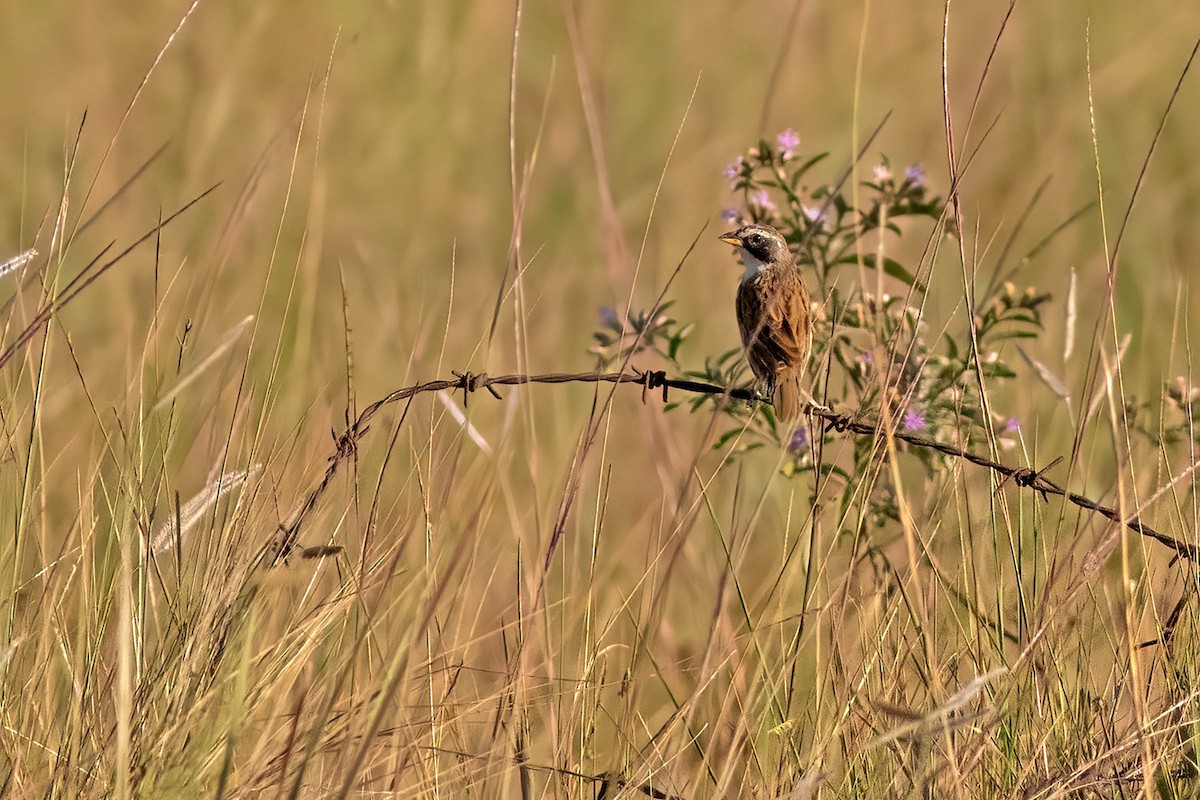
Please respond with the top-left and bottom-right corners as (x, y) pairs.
(719, 223), (812, 422)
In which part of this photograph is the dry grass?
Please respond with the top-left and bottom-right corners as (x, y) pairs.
(0, 2), (1199, 798)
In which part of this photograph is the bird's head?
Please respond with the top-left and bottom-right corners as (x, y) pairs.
(719, 224), (791, 278)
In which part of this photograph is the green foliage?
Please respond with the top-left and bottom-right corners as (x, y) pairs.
(725, 140), (941, 286)
(592, 133), (1054, 533)
(589, 301), (693, 368)
(1126, 376), (1200, 446)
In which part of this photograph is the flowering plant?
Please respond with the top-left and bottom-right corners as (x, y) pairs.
(592, 131), (1048, 525)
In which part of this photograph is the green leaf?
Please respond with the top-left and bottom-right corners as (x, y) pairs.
(790, 153), (830, 187)
(987, 330), (1040, 342)
(712, 428), (744, 451)
(943, 333), (960, 360)
(981, 363), (1018, 379)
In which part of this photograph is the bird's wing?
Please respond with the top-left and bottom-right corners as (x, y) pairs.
(761, 273), (810, 371)
(735, 279), (764, 350)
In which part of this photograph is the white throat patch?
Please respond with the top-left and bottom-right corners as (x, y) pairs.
(739, 247), (770, 281)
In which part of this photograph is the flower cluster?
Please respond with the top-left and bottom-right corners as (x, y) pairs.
(1126, 376), (1200, 446)
(720, 132), (938, 289)
(589, 130), (1047, 532)
(589, 302), (692, 368)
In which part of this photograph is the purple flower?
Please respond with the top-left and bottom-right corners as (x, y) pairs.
(788, 425), (810, 454)
(904, 164), (926, 188)
(723, 156), (745, 182)
(598, 306), (618, 326)
(858, 350), (874, 368)
(751, 190), (775, 212)
(776, 128), (800, 159)
(801, 204), (829, 232)
(1005, 416), (1020, 434)
(721, 207), (741, 225)
(872, 163), (892, 183)
(903, 408), (926, 431)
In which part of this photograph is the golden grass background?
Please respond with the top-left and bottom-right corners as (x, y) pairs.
(1, 1), (1200, 796)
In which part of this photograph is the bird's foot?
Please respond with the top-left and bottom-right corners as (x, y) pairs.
(800, 388), (831, 414)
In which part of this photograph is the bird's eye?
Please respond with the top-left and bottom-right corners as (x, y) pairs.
(748, 234), (761, 246)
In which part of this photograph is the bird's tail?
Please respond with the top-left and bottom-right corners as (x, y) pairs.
(774, 373), (803, 423)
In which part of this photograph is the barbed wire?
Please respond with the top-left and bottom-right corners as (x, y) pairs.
(270, 368), (1198, 564)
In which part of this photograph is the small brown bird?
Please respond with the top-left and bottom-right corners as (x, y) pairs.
(719, 224), (812, 422)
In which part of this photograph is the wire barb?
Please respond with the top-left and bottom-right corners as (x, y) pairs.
(998, 455), (1063, 502)
(451, 370), (486, 407)
(826, 412), (855, 433)
(636, 369), (669, 403)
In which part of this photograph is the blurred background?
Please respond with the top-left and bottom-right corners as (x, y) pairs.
(2, 3), (1198, 404)
(0, 3), (1197, 437)
(2, 0), (1200, 795)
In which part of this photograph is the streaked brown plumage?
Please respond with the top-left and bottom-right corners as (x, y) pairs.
(719, 224), (811, 422)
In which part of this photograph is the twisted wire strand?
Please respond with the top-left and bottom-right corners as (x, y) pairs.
(271, 369), (1197, 564)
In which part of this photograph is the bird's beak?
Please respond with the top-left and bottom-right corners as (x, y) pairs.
(718, 232), (742, 246)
